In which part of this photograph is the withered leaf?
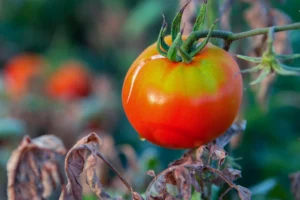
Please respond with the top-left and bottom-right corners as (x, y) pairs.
(146, 173), (167, 198)
(237, 185), (252, 200)
(146, 155), (202, 200)
(208, 144), (227, 166)
(212, 168), (242, 186)
(7, 135), (66, 200)
(59, 133), (111, 200)
(173, 167), (191, 200)
(145, 123), (249, 200)
(224, 168), (242, 181)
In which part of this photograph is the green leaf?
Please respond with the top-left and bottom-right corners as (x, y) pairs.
(250, 67), (271, 85)
(192, 1), (207, 31)
(273, 62), (300, 76)
(156, 16), (169, 56)
(240, 65), (262, 73)
(276, 53), (300, 61)
(171, 1), (189, 41)
(281, 63), (300, 71)
(236, 55), (262, 63)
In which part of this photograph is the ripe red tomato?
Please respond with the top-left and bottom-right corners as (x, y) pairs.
(3, 54), (44, 99)
(122, 36), (243, 149)
(47, 61), (91, 100)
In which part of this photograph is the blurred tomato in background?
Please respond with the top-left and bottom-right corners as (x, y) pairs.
(47, 60), (91, 101)
(3, 54), (45, 99)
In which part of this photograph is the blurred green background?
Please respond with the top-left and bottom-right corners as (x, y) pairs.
(0, 0), (300, 199)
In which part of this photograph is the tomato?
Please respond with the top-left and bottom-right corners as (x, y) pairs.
(47, 61), (91, 101)
(122, 36), (243, 149)
(3, 54), (44, 99)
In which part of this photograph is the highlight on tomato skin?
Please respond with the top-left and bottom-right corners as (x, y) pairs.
(122, 36), (243, 149)
(47, 60), (91, 101)
(3, 54), (45, 99)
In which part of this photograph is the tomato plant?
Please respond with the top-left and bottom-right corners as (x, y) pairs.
(47, 61), (91, 100)
(122, 36), (243, 149)
(3, 54), (44, 99)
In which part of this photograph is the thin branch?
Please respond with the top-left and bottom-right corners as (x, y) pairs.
(203, 166), (236, 188)
(231, 22), (300, 41)
(183, 22), (300, 51)
(219, 186), (233, 200)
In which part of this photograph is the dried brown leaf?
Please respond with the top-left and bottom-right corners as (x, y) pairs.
(146, 122), (249, 200)
(146, 173), (167, 199)
(237, 185), (252, 200)
(208, 144), (227, 166)
(212, 168), (242, 186)
(290, 172), (300, 200)
(173, 167), (191, 200)
(59, 133), (110, 200)
(146, 152), (202, 199)
(224, 168), (242, 181)
(7, 135), (66, 200)
(184, 164), (202, 192)
(80, 133), (121, 196)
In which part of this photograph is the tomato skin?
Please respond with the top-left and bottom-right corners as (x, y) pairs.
(47, 61), (91, 100)
(3, 54), (44, 98)
(122, 36), (243, 149)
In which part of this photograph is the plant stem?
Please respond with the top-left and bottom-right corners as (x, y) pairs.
(183, 22), (300, 51)
(231, 22), (300, 41)
(96, 152), (134, 193)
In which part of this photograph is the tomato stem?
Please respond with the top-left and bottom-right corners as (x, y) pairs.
(189, 19), (219, 57)
(184, 22), (300, 51)
(156, 3), (300, 64)
(177, 47), (192, 63)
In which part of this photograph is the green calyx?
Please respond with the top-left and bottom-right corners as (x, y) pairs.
(236, 27), (300, 85)
(156, 0), (218, 63)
